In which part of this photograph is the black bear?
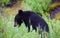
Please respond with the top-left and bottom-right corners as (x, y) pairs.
(14, 10), (49, 33)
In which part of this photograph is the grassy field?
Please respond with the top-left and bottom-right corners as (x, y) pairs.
(0, 14), (60, 38)
(0, 0), (60, 38)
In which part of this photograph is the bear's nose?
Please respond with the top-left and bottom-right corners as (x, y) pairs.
(14, 22), (17, 27)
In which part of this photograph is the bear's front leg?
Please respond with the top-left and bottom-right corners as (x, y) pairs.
(24, 18), (30, 32)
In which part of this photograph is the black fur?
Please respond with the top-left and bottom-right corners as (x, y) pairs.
(14, 10), (49, 33)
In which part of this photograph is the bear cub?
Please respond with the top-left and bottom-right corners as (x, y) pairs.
(14, 10), (49, 33)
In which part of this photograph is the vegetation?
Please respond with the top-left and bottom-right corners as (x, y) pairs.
(0, 0), (10, 6)
(0, 0), (60, 38)
(22, 0), (51, 15)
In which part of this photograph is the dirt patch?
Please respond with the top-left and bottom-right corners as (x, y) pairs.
(4, 1), (23, 16)
(54, 13), (60, 20)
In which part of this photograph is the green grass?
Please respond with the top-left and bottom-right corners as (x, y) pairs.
(22, 0), (51, 15)
(0, 14), (60, 38)
(0, 15), (40, 38)
(0, 0), (60, 38)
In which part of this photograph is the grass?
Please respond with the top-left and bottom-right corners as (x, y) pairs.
(0, 0), (60, 38)
(0, 15), (40, 38)
(0, 14), (60, 38)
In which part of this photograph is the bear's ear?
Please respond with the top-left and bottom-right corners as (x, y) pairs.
(18, 10), (23, 14)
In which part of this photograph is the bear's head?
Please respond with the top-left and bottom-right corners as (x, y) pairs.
(14, 10), (23, 27)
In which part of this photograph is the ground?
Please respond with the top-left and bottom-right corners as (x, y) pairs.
(4, 1), (23, 16)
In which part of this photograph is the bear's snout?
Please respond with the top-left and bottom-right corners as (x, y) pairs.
(14, 22), (17, 27)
